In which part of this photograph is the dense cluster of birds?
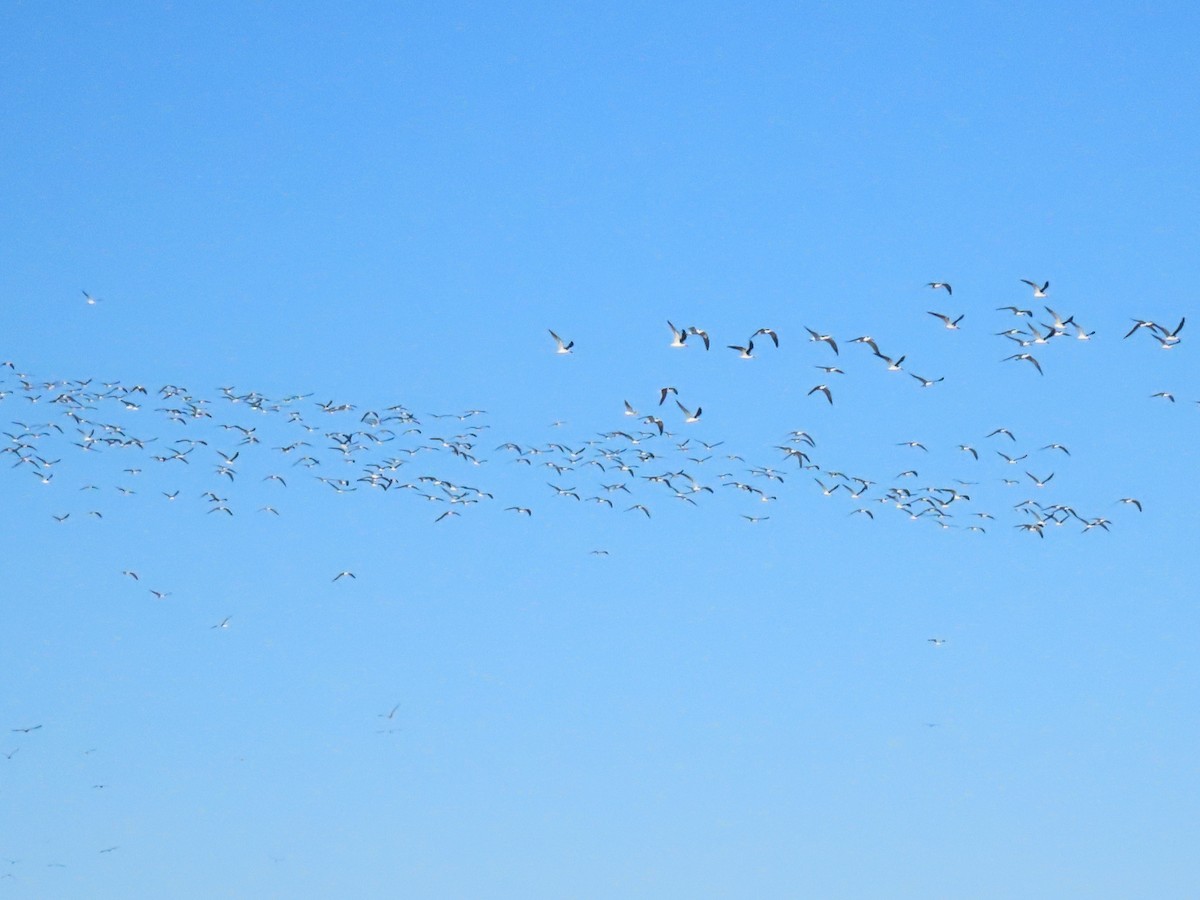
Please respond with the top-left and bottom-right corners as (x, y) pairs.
(2, 278), (1194, 874)
(3, 279), (1191, 560)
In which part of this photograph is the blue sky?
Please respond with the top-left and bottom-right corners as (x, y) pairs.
(2, 2), (1199, 897)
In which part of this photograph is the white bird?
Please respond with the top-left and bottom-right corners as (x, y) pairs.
(927, 311), (964, 329)
(910, 373), (944, 388)
(927, 282), (952, 295)
(804, 327), (838, 355)
(1020, 279), (1050, 298)
(667, 321), (689, 348)
(548, 330), (574, 354)
(332, 571), (356, 582)
(807, 384), (833, 405)
(751, 327), (780, 348)
(1003, 352), (1043, 375)
(727, 341), (754, 359)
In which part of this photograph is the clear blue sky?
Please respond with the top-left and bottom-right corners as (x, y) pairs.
(2, 2), (1199, 897)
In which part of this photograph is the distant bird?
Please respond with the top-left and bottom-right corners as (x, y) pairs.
(548, 330), (574, 354)
(1118, 498), (1143, 512)
(1151, 392), (1175, 402)
(986, 428), (1016, 441)
(332, 571), (356, 582)
(927, 282), (952, 295)
(82, 290), (102, 305)
(804, 328), (838, 355)
(910, 373), (944, 388)
(11, 725), (42, 733)
(378, 703), (400, 720)
(807, 384), (833, 405)
(623, 400), (638, 416)
(751, 327), (780, 348)
(210, 616), (232, 630)
(149, 590), (171, 600)
(1041, 443), (1070, 455)
(996, 306), (1032, 317)
(927, 311), (964, 329)
(686, 326), (711, 349)
(667, 321), (689, 348)
(675, 401), (702, 423)
(121, 570), (139, 580)
(1123, 319), (1157, 339)
(727, 341), (754, 359)
(958, 445), (979, 460)
(1003, 352), (1043, 375)
(658, 387), (678, 405)
(626, 504), (651, 518)
(814, 365), (845, 374)
(1020, 279), (1050, 297)
(928, 638), (946, 647)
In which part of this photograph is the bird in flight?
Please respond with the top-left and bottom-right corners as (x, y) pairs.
(1020, 279), (1050, 297)
(332, 571), (356, 582)
(807, 384), (833, 405)
(675, 401), (702, 423)
(211, 616), (232, 630)
(751, 327), (780, 348)
(927, 282), (952, 295)
(927, 311), (964, 329)
(804, 328), (838, 355)
(910, 373), (944, 388)
(727, 341), (754, 359)
(548, 330), (574, 354)
(11, 725), (42, 733)
(687, 326), (711, 349)
(1004, 352), (1043, 375)
(667, 321), (689, 348)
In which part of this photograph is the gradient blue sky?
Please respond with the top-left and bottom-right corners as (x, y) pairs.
(2, 2), (1199, 897)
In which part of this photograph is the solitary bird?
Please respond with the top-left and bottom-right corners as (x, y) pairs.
(927, 282), (952, 295)
(548, 330), (574, 354)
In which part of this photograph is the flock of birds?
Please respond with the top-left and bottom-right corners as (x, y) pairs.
(2, 279), (1191, 559)
(1, 278), (1194, 876)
